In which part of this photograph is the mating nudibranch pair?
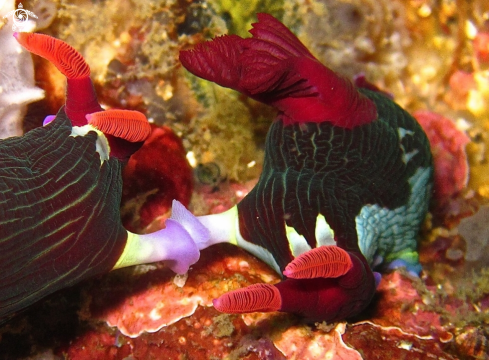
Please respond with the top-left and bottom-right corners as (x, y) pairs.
(178, 13), (434, 322)
(1, 12), (433, 325)
(0, 33), (209, 322)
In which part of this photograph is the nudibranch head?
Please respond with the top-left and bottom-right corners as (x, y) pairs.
(13, 32), (152, 160)
(182, 13), (434, 322)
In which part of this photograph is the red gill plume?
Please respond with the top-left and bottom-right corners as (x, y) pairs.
(179, 13), (377, 128)
(86, 109), (152, 143)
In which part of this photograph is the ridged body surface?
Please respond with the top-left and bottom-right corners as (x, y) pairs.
(237, 89), (433, 271)
(0, 109), (126, 320)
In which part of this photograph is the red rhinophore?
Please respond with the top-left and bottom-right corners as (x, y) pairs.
(283, 246), (353, 279)
(86, 109), (152, 143)
(14, 32), (101, 126)
(180, 13), (377, 128)
(213, 283), (282, 313)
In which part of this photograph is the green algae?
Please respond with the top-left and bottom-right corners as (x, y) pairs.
(181, 82), (265, 181)
(410, 267), (489, 329)
(208, 0), (285, 36)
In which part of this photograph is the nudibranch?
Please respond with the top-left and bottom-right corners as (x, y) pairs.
(179, 13), (433, 322)
(0, 33), (208, 322)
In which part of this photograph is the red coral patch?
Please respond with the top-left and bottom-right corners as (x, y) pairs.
(121, 124), (193, 233)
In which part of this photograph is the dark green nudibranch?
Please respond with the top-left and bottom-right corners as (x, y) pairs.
(0, 33), (209, 323)
(179, 13), (434, 322)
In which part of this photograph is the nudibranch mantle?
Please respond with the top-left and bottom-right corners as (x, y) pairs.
(0, 110), (126, 320)
(356, 166), (431, 270)
(180, 13), (433, 322)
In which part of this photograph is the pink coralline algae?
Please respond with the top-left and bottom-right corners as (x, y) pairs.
(87, 245), (280, 338)
(75, 269), (468, 359)
(120, 124), (193, 233)
(474, 31), (489, 64)
(343, 271), (457, 360)
(71, 306), (286, 360)
(365, 271), (453, 342)
(446, 70), (478, 111)
(414, 110), (470, 202)
(245, 319), (364, 359)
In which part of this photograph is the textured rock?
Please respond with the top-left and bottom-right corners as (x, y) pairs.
(0, 0), (44, 138)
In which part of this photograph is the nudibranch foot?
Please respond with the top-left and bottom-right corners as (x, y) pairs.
(387, 258), (423, 277)
(113, 200), (209, 274)
(374, 272), (382, 287)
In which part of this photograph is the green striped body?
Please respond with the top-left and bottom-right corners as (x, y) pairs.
(235, 89), (433, 274)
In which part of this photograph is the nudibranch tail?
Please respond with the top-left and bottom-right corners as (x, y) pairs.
(86, 109), (152, 143)
(213, 283), (282, 313)
(14, 32), (101, 126)
(283, 246), (353, 279)
(180, 13), (377, 128)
